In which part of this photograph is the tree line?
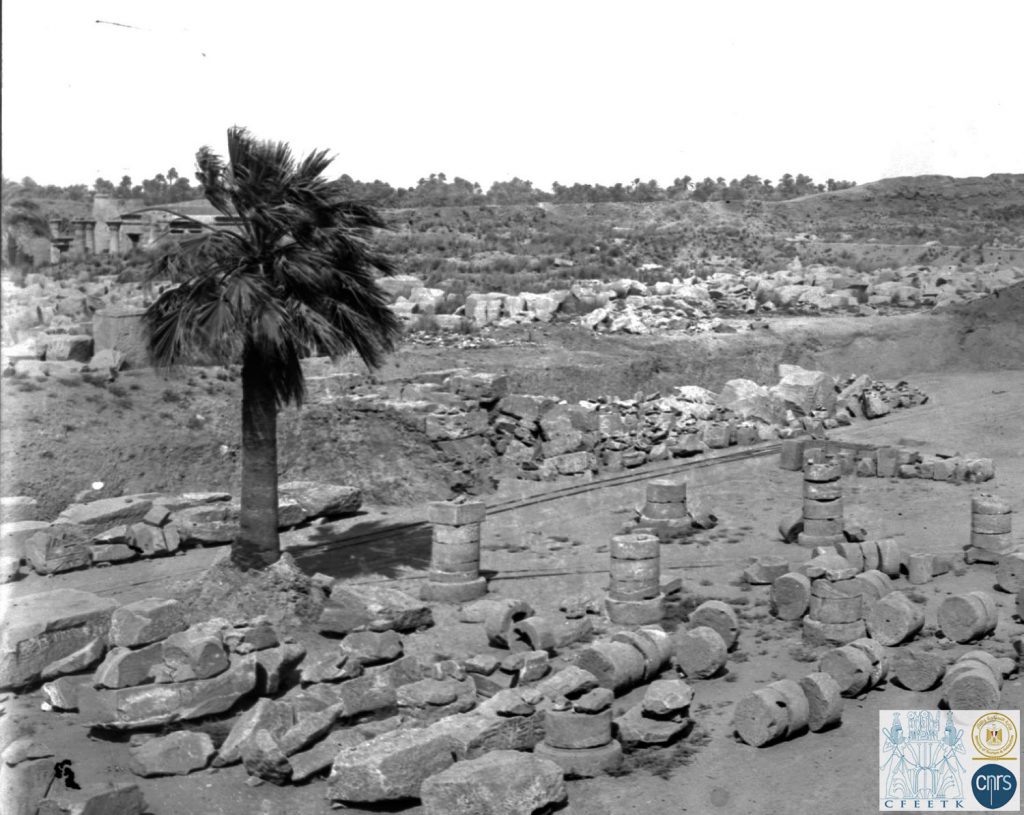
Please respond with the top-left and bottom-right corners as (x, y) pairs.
(10, 170), (856, 208)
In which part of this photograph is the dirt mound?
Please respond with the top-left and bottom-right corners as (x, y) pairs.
(176, 553), (325, 630)
(944, 278), (1024, 320)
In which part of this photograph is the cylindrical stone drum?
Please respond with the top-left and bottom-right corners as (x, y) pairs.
(576, 640), (647, 693)
(609, 534), (660, 602)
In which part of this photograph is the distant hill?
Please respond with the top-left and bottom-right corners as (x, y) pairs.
(775, 173), (1024, 219)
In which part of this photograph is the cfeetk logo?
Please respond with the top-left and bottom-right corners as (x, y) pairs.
(880, 710), (1021, 811)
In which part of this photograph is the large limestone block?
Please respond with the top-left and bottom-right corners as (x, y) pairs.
(23, 525), (91, 574)
(321, 585), (434, 635)
(55, 495), (154, 528)
(277, 482), (362, 521)
(716, 379), (780, 423)
(109, 598), (186, 647)
(128, 731), (215, 777)
(772, 368), (837, 416)
(0, 589), (118, 689)
(79, 655), (256, 729)
(420, 750), (567, 815)
(328, 727), (459, 802)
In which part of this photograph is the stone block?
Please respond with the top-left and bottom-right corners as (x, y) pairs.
(278, 481), (362, 520)
(0, 589), (118, 689)
(162, 630), (229, 681)
(0, 740), (56, 815)
(35, 782), (146, 815)
(93, 643), (164, 689)
(55, 496), (154, 528)
(328, 728), (459, 802)
(128, 731), (215, 777)
(109, 598), (186, 647)
(215, 698), (295, 767)
(420, 750), (566, 815)
(24, 525), (91, 574)
(79, 655), (257, 729)
(341, 631), (404, 665)
(323, 585), (434, 634)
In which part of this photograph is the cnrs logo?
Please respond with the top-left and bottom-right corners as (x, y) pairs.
(972, 764), (1017, 810)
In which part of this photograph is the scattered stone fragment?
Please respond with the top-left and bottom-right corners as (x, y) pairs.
(340, 631), (403, 665)
(162, 630), (229, 681)
(300, 650), (362, 685)
(128, 730), (215, 777)
(742, 556), (790, 585)
(241, 728), (292, 785)
(290, 729), (367, 783)
(535, 666), (599, 701)
(23, 525), (92, 574)
(463, 654), (499, 676)
(574, 686), (614, 714)
(481, 598), (535, 648)
(642, 678), (694, 717)
(420, 750), (567, 815)
(907, 553), (934, 585)
(215, 698), (296, 766)
(254, 642), (306, 696)
(42, 676), (83, 710)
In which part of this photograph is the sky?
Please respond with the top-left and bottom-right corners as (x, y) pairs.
(3, 0), (1022, 192)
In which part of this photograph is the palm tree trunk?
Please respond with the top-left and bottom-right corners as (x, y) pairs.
(233, 352), (281, 570)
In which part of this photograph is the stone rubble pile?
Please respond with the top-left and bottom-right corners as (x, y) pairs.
(0, 482), (361, 583)
(325, 364), (932, 494)
(373, 263), (1024, 335)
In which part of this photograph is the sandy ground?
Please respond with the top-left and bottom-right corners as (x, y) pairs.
(2, 369), (1023, 815)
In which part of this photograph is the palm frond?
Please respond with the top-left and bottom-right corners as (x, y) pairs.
(147, 126), (403, 407)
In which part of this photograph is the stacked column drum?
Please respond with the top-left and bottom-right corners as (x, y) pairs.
(968, 494), (1015, 563)
(421, 501), (488, 603)
(798, 455), (845, 548)
(636, 478), (689, 539)
(605, 533), (664, 625)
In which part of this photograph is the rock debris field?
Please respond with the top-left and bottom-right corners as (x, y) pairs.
(0, 366), (1022, 815)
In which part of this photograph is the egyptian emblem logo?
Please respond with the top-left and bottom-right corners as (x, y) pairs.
(881, 711), (966, 801)
(973, 712), (1018, 760)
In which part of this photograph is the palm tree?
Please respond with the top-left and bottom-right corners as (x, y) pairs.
(2, 178), (51, 266)
(144, 127), (403, 570)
